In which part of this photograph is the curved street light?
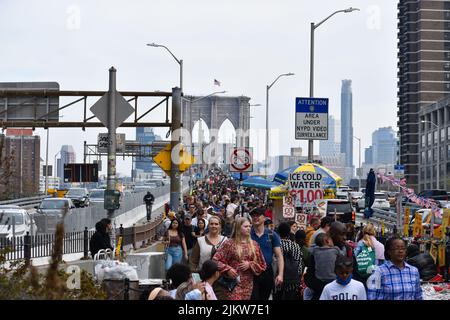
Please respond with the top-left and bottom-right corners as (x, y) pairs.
(308, 7), (360, 161)
(266, 72), (295, 177)
(146, 42), (183, 92)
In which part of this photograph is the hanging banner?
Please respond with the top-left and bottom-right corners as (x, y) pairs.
(442, 209), (450, 240)
(429, 243), (438, 264)
(413, 212), (423, 237)
(438, 244), (446, 268)
(434, 226), (443, 239)
(403, 207), (410, 237)
(378, 173), (442, 219)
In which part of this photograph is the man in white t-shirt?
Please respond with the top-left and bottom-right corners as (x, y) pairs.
(320, 255), (367, 300)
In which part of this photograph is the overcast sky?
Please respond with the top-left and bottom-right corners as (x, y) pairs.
(0, 0), (397, 176)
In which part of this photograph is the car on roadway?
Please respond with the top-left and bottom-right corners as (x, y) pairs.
(323, 199), (356, 224)
(65, 188), (90, 207)
(417, 189), (449, 202)
(336, 191), (349, 201)
(349, 191), (364, 210)
(357, 192), (391, 211)
(36, 198), (76, 218)
(89, 189), (105, 205)
(0, 207), (37, 240)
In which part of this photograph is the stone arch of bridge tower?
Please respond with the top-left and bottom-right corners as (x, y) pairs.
(181, 95), (251, 149)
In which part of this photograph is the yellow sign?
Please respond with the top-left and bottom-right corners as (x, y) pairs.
(115, 236), (123, 257)
(413, 212), (422, 237)
(438, 244), (446, 268)
(153, 143), (195, 176)
(442, 209), (450, 240)
(434, 226), (443, 239)
(403, 207), (410, 237)
(381, 221), (385, 236)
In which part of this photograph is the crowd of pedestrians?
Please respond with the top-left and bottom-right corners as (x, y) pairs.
(144, 166), (439, 301)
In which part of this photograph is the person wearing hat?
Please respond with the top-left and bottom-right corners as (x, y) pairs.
(264, 218), (275, 231)
(250, 207), (284, 300)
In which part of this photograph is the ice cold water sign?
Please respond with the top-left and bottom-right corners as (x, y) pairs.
(288, 171), (324, 205)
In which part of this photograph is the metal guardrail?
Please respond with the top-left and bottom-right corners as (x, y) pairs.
(0, 228), (95, 261)
(0, 195), (49, 208)
(0, 216), (164, 262)
(33, 178), (189, 234)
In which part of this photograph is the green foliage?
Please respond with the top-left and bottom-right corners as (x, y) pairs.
(0, 208), (107, 299)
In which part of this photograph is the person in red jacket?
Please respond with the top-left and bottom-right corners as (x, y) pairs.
(264, 202), (273, 220)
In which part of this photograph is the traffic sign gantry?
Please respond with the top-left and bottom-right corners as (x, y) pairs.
(153, 143), (195, 176)
(229, 147), (253, 172)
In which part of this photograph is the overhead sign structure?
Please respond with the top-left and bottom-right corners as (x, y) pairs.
(295, 97), (328, 140)
(288, 171), (324, 205)
(153, 143), (195, 176)
(229, 147), (253, 172)
(98, 133), (126, 153)
(0, 82), (60, 121)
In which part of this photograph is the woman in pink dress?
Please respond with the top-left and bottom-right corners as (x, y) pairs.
(213, 217), (266, 300)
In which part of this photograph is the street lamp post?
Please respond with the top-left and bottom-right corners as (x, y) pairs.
(309, 7), (360, 161)
(421, 120), (439, 189)
(147, 43), (183, 92)
(266, 73), (294, 177)
(353, 136), (361, 191)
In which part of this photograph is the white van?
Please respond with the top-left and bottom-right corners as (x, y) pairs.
(0, 207), (37, 240)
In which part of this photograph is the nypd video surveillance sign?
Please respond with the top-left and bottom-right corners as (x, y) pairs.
(295, 97), (328, 140)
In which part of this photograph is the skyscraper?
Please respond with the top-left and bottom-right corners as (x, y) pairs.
(57, 145), (76, 181)
(0, 129), (40, 196)
(134, 127), (164, 179)
(372, 127), (398, 165)
(398, 0), (450, 190)
(340, 79), (353, 171)
(319, 115), (341, 156)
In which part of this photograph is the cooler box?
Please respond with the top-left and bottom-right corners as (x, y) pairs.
(125, 252), (165, 279)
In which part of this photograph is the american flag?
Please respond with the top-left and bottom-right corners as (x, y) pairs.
(214, 79), (221, 86)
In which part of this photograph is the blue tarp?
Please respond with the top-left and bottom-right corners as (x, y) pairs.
(231, 172), (250, 180)
(242, 176), (281, 190)
(272, 165), (299, 184)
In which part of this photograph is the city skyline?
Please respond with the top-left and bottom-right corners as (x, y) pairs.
(0, 1), (398, 176)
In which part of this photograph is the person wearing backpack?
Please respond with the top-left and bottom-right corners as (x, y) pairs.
(250, 207), (284, 300)
(273, 222), (304, 300)
(354, 223), (385, 267)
